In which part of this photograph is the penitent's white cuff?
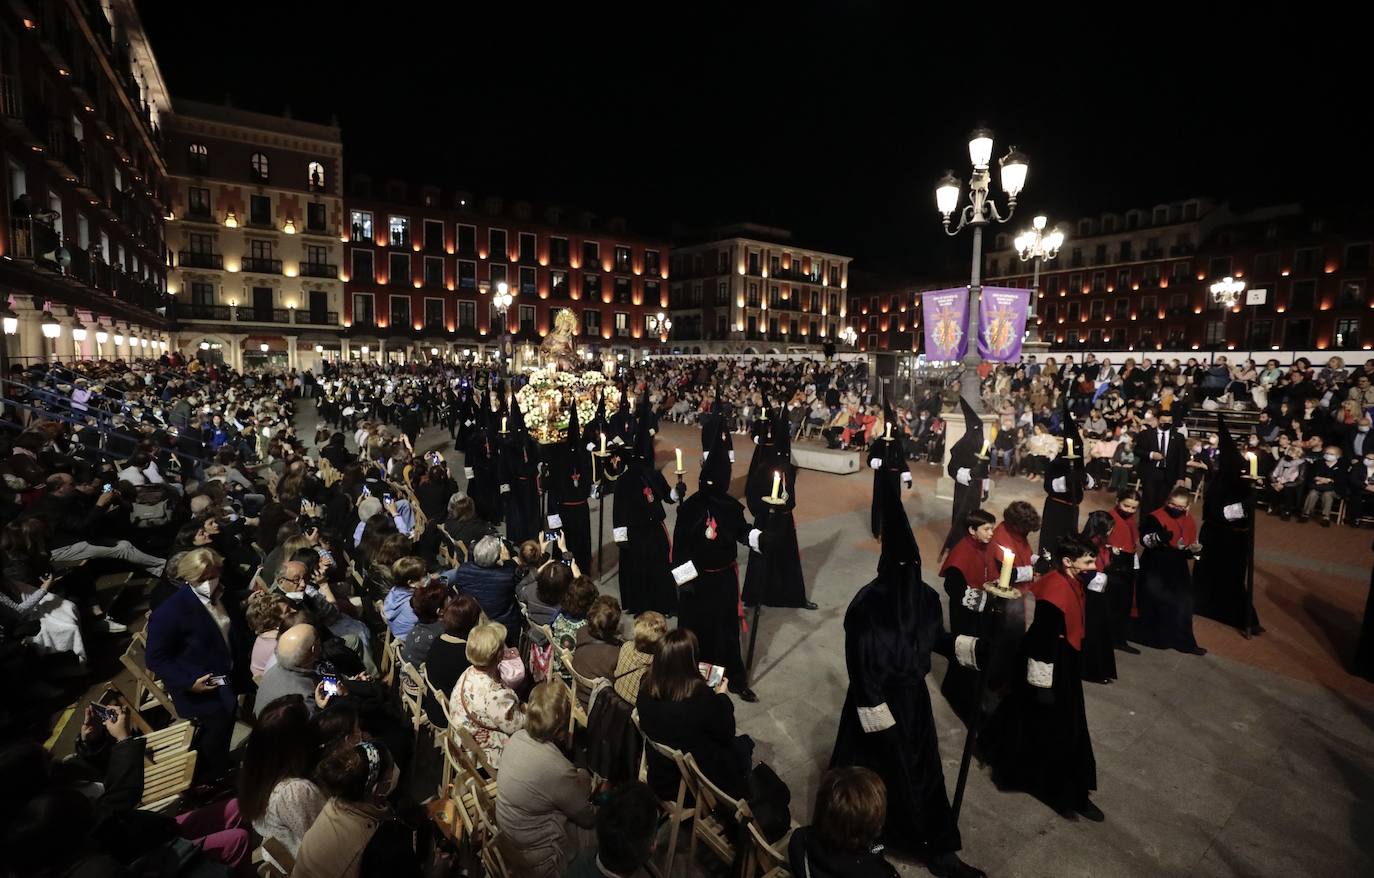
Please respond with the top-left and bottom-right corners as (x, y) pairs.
(1052, 476), (1067, 493)
(1223, 502), (1245, 521)
(613, 526), (628, 543)
(956, 467), (971, 486)
(870, 458), (883, 470)
(857, 702), (896, 733)
(748, 528), (762, 552)
(1087, 572), (1107, 592)
(464, 467), (474, 480)
(955, 635), (979, 670)
(1027, 658), (1054, 688)
(901, 471), (912, 485)
(500, 483), (510, 494)
(1016, 565), (1034, 583)
(728, 450), (735, 463)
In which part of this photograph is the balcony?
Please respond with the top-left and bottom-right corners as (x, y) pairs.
(241, 257), (283, 275)
(1170, 244), (1195, 257)
(185, 204), (213, 222)
(300, 262), (338, 279)
(182, 303), (232, 321)
(1141, 248), (1165, 259)
(298, 310), (339, 326)
(178, 251), (224, 270)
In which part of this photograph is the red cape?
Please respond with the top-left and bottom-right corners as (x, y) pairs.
(990, 522), (1033, 576)
(1029, 569), (1086, 651)
(941, 535), (997, 591)
(1149, 507), (1198, 548)
(1107, 506), (1139, 553)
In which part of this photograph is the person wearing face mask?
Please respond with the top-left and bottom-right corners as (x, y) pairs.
(144, 547), (248, 782)
(939, 510), (1000, 722)
(1133, 487), (1206, 655)
(981, 535), (1101, 822)
(1346, 451), (1374, 524)
(1301, 445), (1349, 526)
(1345, 417), (1374, 461)
(1103, 490), (1142, 654)
(293, 739), (419, 878)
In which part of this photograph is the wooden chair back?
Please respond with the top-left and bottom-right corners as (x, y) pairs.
(629, 709), (695, 878)
(557, 646), (598, 729)
(116, 627), (181, 724)
(256, 836), (296, 877)
(139, 748), (198, 812)
(742, 816), (795, 878)
(683, 751), (751, 871)
(397, 659), (429, 735)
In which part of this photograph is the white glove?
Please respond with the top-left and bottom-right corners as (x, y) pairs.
(1016, 565), (1034, 583)
(586, 441), (596, 453)
(1085, 474), (1096, 490)
(590, 485), (601, 500)
(1133, 553), (1141, 570)
(956, 467), (971, 486)
(649, 428), (656, 436)
(669, 486), (681, 503)
(499, 483), (510, 494)
(613, 526), (628, 543)
(702, 450), (709, 459)
(463, 466), (474, 479)
(1142, 533), (1163, 549)
(753, 436), (760, 445)
(1087, 572), (1107, 592)
(1052, 476), (1067, 493)
(901, 471), (912, 487)
(961, 588), (988, 613)
(748, 528), (762, 552)
(728, 451), (735, 463)
(1223, 502), (1245, 521)
(870, 458), (883, 470)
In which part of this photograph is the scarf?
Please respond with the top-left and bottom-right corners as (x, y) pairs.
(1029, 568), (1086, 651)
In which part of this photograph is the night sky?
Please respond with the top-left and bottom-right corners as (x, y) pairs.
(138, 1), (1362, 282)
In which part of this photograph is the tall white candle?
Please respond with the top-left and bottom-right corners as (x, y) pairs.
(770, 470), (781, 500)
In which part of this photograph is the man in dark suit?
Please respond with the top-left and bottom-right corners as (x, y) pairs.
(144, 552), (247, 782)
(1135, 412), (1188, 513)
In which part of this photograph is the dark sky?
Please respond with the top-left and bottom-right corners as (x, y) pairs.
(138, 1), (1364, 282)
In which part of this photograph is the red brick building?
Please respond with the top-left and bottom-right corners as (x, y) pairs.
(342, 178), (670, 363)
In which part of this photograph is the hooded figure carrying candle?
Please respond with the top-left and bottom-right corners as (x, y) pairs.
(828, 476), (986, 878)
(464, 391), (503, 526)
(867, 401), (912, 539)
(743, 413), (816, 612)
(1193, 414), (1263, 637)
(547, 399), (593, 573)
(1038, 400), (1092, 557)
(674, 421), (755, 701)
(941, 396), (991, 556)
(498, 396), (542, 544)
(611, 399), (681, 616)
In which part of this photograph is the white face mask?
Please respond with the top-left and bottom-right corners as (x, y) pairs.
(1324, 454), (1340, 463)
(192, 578), (220, 601)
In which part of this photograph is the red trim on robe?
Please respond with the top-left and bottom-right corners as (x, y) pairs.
(1029, 569), (1086, 651)
(990, 523), (1033, 575)
(1107, 506), (1140, 553)
(1149, 507), (1198, 548)
(941, 535), (997, 591)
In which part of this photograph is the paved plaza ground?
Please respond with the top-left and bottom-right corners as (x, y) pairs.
(415, 416), (1373, 878)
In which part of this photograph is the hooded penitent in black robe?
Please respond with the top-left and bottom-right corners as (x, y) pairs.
(464, 403), (503, 525)
(498, 399), (542, 544)
(1038, 409), (1086, 556)
(612, 414), (678, 616)
(674, 429), (748, 684)
(867, 405), (910, 539)
(1194, 416), (1261, 635)
(1134, 507), (1201, 652)
(942, 396), (990, 554)
(981, 566), (1098, 814)
(829, 479), (966, 859)
(742, 416), (809, 609)
(548, 401), (593, 573)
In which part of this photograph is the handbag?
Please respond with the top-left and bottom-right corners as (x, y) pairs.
(497, 646), (526, 689)
(746, 761), (792, 844)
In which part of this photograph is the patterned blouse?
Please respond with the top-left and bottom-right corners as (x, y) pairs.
(448, 666), (527, 768)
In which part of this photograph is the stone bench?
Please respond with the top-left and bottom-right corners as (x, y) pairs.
(792, 445), (861, 475)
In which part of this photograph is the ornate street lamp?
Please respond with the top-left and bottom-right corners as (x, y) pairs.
(935, 127), (1029, 409)
(1014, 215), (1065, 342)
(840, 325), (858, 347)
(492, 280), (515, 378)
(647, 311), (672, 341)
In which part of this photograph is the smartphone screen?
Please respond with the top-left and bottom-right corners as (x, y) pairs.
(698, 662), (725, 689)
(102, 484), (112, 493)
(206, 675), (228, 687)
(93, 704), (119, 723)
(321, 675), (341, 697)
(383, 493), (393, 504)
(361, 485), (371, 497)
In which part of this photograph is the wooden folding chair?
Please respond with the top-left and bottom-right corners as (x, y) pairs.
(255, 836), (295, 878)
(684, 751), (751, 873)
(139, 748), (198, 813)
(443, 726), (500, 843)
(397, 659), (431, 741)
(557, 647), (598, 730)
(465, 761), (516, 878)
(141, 720), (195, 760)
(115, 628), (181, 725)
(742, 814), (795, 878)
(630, 709), (695, 878)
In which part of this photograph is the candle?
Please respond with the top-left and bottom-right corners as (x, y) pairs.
(980, 439), (990, 457)
(599, 432), (606, 453)
(501, 416), (507, 432)
(770, 470), (781, 500)
(884, 422), (892, 440)
(1066, 438), (1075, 457)
(675, 447), (683, 471)
(1247, 451), (1258, 478)
(999, 547), (1015, 592)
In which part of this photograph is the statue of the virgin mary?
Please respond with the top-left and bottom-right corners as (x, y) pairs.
(540, 308), (580, 371)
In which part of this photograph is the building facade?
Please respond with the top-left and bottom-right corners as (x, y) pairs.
(1, 0), (174, 370)
(342, 178), (670, 364)
(163, 99), (344, 373)
(668, 224), (851, 354)
(981, 199), (1374, 355)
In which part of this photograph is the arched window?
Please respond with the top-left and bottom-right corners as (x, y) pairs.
(250, 152), (270, 182)
(188, 142), (208, 173)
(307, 161), (325, 191)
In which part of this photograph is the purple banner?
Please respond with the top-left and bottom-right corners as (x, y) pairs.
(977, 286), (1031, 362)
(921, 288), (969, 362)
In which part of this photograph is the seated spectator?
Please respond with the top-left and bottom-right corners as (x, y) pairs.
(520, 558), (572, 645)
(144, 547), (243, 781)
(30, 472), (166, 576)
(788, 766), (899, 878)
(245, 589), (289, 679)
(420, 594), (482, 727)
(1302, 445), (1349, 525)
(448, 620), (526, 767)
(494, 682), (597, 877)
(447, 535), (521, 636)
(1022, 423), (1058, 478)
(240, 695), (327, 859)
(1109, 434), (1137, 492)
(400, 578), (449, 666)
(1, 519), (97, 668)
(637, 629), (752, 803)
(444, 493), (497, 550)
(383, 555), (427, 639)
(613, 611), (668, 706)
(553, 575), (599, 651)
(1266, 443), (1308, 520)
(255, 623), (328, 718)
(293, 740), (421, 878)
(564, 782), (661, 878)
(572, 595), (623, 707)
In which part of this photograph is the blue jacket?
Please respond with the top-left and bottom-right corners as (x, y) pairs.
(383, 585), (419, 639)
(144, 585), (240, 720)
(446, 562), (520, 631)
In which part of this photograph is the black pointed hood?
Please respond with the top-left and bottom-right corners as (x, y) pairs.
(877, 475), (920, 575)
(769, 405), (793, 458)
(1060, 397), (1083, 463)
(701, 419), (731, 489)
(882, 400), (899, 442)
(509, 395), (527, 435)
(1215, 413), (1243, 477)
(565, 394), (582, 450)
(958, 396), (984, 446)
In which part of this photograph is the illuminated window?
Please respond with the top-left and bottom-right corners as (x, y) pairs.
(550, 270), (568, 298)
(458, 260), (476, 290)
(250, 152), (269, 182)
(615, 312), (629, 337)
(350, 210), (373, 242)
(188, 143), (208, 174)
(307, 161), (325, 192)
(389, 216), (411, 249)
(583, 309), (601, 335)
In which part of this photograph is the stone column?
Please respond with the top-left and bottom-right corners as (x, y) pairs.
(287, 335), (299, 371)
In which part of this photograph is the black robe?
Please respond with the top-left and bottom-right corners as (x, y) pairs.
(547, 444), (593, 574)
(1193, 483), (1260, 633)
(1080, 554), (1117, 683)
(1133, 511), (1201, 652)
(1356, 543), (1374, 681)
(742, 462), (808, 608)
(612, 461), (677, 615)
(464, 429), (503, 525)
(942, 442), (989, 554)
(1038, 455), (1084, 556)
(868, 436), (908, 538)
(499, 434), (542, 544)
(829, 573), (963, 857)
(674, 488), (748, 682)
(982, 572), (1097, 812)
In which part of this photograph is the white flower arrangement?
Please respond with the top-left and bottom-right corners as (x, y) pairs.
(516, 367), (622, 444)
